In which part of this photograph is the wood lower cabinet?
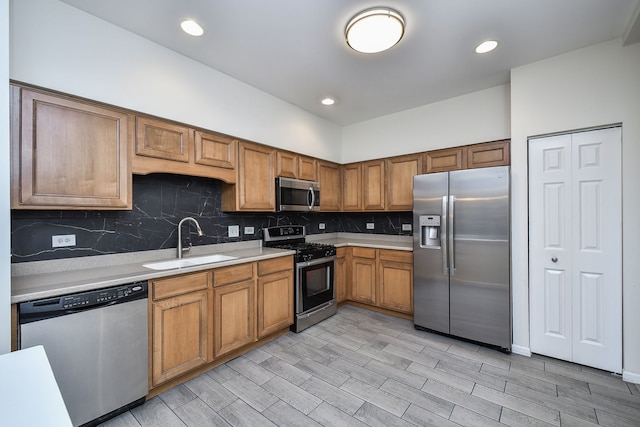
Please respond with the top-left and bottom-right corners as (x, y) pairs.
(150, 271), (211, 387)
(11, 85), (132, 209)
(318, 160), (341, 211)
(257, 256), (294, 337)
(222, 141), (275, 211)
(335, 247), (349, 303)
(377, 250), (413, 314)
(213, 279), (257, 357)
(350, 247), (377, 305)
(386, 154), (422, 211)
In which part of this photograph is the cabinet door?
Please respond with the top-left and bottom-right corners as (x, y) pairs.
(351, 256), (377, 305)
(378, 260), (413, 314)
(386, 154), (421, 211)
(136, 116), (191, 162)
(276, 151), (298, 178)
(12, 87), (131, 209)
(342, 163), (362, 211)
(424, 147), (465, 173)
(335, 248), (349, 303)
(258, 270), (294, 337)
(194, 130), (237, 169)
(152, 290), (209, 386)
(318, 161), (341, 211)
(363, 160), (385, 210)
(213, 280), (256, 357)
(236, 142), (275, 211)
(466, 140), (510, 169)
(298, 156), (318, 181)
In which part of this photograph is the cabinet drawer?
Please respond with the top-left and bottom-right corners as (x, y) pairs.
(152, 271), (210, 300)
(379, 250), (413, 264)
(258, 256), (293, 276)
(213, 262), (254, 286)
(352, 247), (377, 259)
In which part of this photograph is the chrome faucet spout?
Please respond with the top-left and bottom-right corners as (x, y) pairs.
(177, 217), (204, 258)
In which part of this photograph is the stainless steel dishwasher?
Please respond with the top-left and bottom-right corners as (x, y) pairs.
(19, 281), (148, 427)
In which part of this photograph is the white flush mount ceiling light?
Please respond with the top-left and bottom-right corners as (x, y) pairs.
(475, 40), (498, 54)
(181, 19), (204, 36)
(345, 8), (405, 54)
(321, 97), (336, 106)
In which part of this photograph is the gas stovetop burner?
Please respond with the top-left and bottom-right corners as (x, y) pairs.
(262, 226), (336, 262)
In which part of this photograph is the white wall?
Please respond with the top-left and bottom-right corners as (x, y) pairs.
(511, 39), (640, 381)
(0, 0), (10, 354)
(341, 84), (511, 162)
(9, 0), (342, 162)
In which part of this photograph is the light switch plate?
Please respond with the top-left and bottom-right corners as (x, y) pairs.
(244, 226), (255, 235)
(228, 225), (240, 238)
(366, 223), (375, 230)
(52, 234), (76, 248)
(402, 223), (412, 231)
(318, 223), (326, 230)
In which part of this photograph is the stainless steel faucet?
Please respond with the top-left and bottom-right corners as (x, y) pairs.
(177, 217), (204, 258)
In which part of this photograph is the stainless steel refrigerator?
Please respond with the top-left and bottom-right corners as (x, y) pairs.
(413, 166), (511, 350)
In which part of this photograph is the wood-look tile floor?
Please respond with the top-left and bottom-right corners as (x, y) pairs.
(101, 305), (640, 427)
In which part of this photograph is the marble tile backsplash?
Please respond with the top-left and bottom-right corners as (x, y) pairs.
(12, 174), (413, 263)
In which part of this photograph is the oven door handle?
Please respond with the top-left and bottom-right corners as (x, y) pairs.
(297, 256), (336, 268)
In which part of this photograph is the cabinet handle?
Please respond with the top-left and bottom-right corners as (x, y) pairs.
(551, 257), (558, 263)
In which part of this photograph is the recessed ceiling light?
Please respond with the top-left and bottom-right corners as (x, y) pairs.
(321, 98), (336, 106)
(345, 8), (405, 54)
(475, 40), (498, 54)
(181, 19), (204, 37)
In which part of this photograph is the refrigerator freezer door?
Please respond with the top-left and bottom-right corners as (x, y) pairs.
(413, 172), (449, 334)
(448, 166), (510, 349)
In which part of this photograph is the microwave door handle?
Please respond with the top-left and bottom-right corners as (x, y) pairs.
(308, 187), (315, 210)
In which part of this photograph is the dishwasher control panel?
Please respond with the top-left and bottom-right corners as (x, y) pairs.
(19, 281), (148, 324)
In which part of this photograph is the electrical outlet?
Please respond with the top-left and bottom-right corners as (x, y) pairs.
(366, 222), (375, 230)
(244, 226), (255, 235)
(318, 223), (326, 230)
(52, 234), (76, 248)
(402, 223), (412, 232)
(228, 225), (240, 238)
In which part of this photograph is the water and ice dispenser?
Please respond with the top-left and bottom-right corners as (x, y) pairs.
(420, 215), (441, 248)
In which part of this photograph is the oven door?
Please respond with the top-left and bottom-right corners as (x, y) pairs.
(296, 257), (335, 314)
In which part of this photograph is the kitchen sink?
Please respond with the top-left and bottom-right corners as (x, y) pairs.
(143, 254), (237, 270)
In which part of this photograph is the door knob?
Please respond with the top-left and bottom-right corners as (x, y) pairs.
(551, 257), (558, 263)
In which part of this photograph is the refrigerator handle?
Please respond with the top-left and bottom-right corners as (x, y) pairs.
(449, 195), (456, 276)
(441, 196), (448, 275)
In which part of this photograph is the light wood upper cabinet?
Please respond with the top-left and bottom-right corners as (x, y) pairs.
(298, 156), (318, 181)
(222, 141), (275, 211)
(424, 147), (465, 174)
(342, 163), (362, 211)
(362, 160), (386, 210)
(150, 271), (211, 387)
(466, 140), (510, 169)
(257, 256), (294, 338)
(386, 154), (422, 211)
(11, 85), (132, 210)
(318, 160), (341, 211)
(276, 150), (298, 179)
(194, 130), (237, 170)
(133, 116), (236, 183)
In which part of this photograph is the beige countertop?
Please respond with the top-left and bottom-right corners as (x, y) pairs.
(11, 233), (412, 303)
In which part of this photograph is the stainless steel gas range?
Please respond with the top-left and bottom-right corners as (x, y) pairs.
(263, 226), (337, 332)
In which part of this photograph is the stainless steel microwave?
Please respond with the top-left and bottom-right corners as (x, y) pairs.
(276, 177), (320, 211)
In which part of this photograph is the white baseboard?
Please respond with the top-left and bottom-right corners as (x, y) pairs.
(623, 370), (640, 384)
(511, 344), (532, 357)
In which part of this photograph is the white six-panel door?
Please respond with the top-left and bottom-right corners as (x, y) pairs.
(529, 127), (621, 373)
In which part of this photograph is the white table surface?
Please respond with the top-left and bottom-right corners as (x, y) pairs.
(0, 346), (73, 427)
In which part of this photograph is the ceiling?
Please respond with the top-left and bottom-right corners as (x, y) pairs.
(59, 0), (640, 126)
